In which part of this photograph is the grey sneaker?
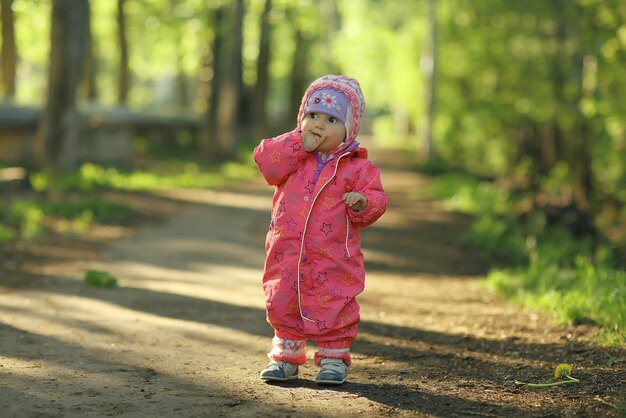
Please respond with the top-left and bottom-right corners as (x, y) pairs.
(260, 360), (298, 382)
(315, 359), (347, 385)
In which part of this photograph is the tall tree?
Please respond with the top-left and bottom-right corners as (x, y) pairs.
(117, 0), (129, 105)
(198, 6), (224, 160)
(216, 0), (244, 159)
(287, 8), (309, 127)
(421, 0), (438, 161)
(1, 0), (16, 99)
(252, 0), (272, 137)
(34, 0), (89, 170)
(82, 0), (98, 101)
(322, 0), (340, 74)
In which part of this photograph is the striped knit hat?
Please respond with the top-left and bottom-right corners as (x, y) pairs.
(297, 75), (365, 143)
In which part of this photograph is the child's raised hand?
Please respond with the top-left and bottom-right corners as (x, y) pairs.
(343, 192), (367, 212)
(301, 131), (324, 152)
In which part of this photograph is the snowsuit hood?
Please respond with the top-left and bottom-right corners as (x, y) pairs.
(297, 75), (366, 145)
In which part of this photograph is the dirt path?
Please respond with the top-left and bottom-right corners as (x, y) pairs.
(0, 147), (623, 417)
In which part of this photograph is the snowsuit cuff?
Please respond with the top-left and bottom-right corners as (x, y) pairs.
(268, 337), (307, 366)
(314, 348), (351, 367)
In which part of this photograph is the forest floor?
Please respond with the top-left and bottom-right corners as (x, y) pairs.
(0, 144), (624, 417)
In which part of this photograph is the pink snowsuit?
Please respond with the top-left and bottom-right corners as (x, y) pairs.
(254, 75), (388, 366)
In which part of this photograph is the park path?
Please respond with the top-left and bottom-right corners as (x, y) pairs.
(0, 143), (622, 417)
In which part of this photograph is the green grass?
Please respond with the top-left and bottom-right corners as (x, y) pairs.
(1, 156), (257, 245)
(487, 255), (626, 346)
(427, 172), (626, 346)
(0, 197), (136, 241)
(30, 160), (256, 193)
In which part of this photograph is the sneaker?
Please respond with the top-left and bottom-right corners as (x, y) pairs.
(260, 360), (298, 382)
(315, 359), (348, 385)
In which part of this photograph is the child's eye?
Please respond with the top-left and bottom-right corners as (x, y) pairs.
(309, 113), (317, 118)
(329, 117), (336, 123)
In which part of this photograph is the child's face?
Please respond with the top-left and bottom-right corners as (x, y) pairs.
(301, 112), (347, 152)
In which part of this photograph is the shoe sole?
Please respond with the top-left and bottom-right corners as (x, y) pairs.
(315, 377), (348, 385)
(260, 374), (298, 382)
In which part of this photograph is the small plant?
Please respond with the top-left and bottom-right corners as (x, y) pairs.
(84, 270), (118, 288)
(515, 363), (580, 388)
(617, 397), (626, 418)
(0, 224), (15, 243)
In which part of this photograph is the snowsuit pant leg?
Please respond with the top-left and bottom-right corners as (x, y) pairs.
(268, 336), (307, 366)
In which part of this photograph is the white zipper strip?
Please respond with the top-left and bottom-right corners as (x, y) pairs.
(296, 152), (350, 323)
(345, 214), (351, 259)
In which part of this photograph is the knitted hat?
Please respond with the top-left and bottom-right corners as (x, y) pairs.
(303, 88), (349, 125)
(297, 75), (365, 143)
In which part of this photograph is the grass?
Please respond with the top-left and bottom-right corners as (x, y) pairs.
(426, 172), (626, 346)
(0, 154), (257, 245)
(0, 197), (136, 242)
(30, 160), (256, 193)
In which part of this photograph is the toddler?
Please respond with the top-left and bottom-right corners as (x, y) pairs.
(254, 75), (387, 385)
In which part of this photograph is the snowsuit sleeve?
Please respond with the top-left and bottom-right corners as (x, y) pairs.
(348, 160), (388, 227)
(253, 130), (308, 186)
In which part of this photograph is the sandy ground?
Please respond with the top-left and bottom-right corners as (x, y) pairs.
(0, 147), (624, 417)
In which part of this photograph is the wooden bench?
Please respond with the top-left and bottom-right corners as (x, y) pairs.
(0, 103), (200, 167)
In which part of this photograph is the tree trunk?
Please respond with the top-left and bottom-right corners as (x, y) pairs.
(82, 0), (97, 101)
(547, 0), (567, 174)
(421, 0), (438, 161)
(216, 0), (244, 160)
(34, 0), (89, 171)
(252, 0), (272, 137)
(571, 8), (594, 224)
(322, 0), (340, 74)
(198, 6), (224, 160)
(117, 0), (129, 106)
(288, 26), (308, 127)
(1, 0), (16, 99)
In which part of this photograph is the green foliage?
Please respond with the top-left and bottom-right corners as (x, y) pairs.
(0, 224), (16, 244)
(425, 173), (529, 263)
(12, 0), (51, 104)
(30, 161), (255, 193)
(618, 397), (626, 418)
(0, 196), (136, 242)
(7, 200), (45, 240)
(1, 156), (256, 245)
(487, 255), (626, 346)
(44, 198), (134, 226)
(427, 173), (510, 215)
(84, 270), (118, 288)
(430, 173), (625, 345)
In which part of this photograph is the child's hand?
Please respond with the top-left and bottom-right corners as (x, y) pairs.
(343, 192), (367, 212)
(301, 131), (324, 152)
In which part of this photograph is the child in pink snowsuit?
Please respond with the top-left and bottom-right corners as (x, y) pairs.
(254, 75), (388, 385)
